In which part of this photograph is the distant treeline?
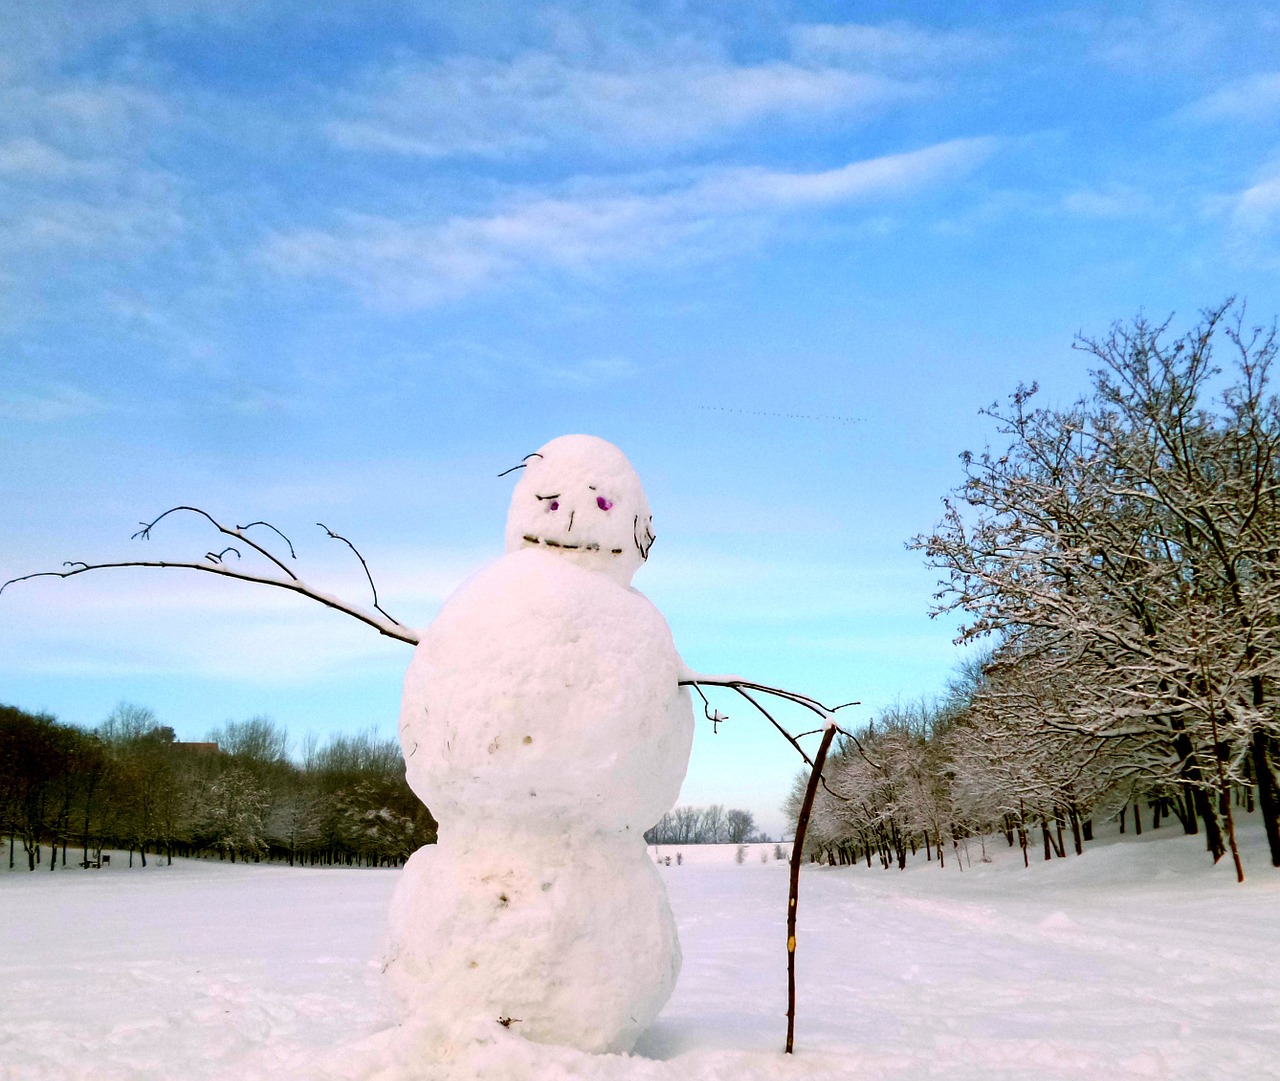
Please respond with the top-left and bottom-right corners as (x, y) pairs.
(644, 804), (763, 845)
(1, 702), (435, 872)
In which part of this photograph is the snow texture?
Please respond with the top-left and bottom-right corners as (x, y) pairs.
(391, 435), (695, 1053)
(4, 827), (1279, 1080)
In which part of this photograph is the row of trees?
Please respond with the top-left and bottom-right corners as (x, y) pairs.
(795, 303), (1280, 880)
(1, 702), (435, 871)
(644, 803), (763, 846)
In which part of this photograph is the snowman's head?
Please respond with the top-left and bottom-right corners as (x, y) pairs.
(504, 434), (654, 586)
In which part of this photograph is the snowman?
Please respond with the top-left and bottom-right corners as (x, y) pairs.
(385, 434), (696, 1054)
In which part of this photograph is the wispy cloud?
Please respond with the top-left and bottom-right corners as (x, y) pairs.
(0, 83), (172, 150)
(0, 383), (107, 422)
(263, 138), (996, 307)
(1177, 72), (1280, 123)
(1060, 186), (1153, 219)
(1230, 172), (1280, 227)
(325, 30), (932, 160)
(0, 86), (183, 257)
(1204, 166), (1280, 266)
(1080, 2), (1230, 75)
(0, 137), (101, 178)
(695, 139), (995, 210)
(789, 21), (1001, 69)
(0, 197), (182, 251)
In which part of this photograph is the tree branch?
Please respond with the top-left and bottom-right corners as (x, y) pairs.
(3, 507), (421, 647)
(2, 559), (420, 645)
(316, 522), (405, 628)
(133, 506), (299, 581)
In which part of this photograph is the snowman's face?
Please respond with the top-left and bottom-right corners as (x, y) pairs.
(503, 435), (654, 586)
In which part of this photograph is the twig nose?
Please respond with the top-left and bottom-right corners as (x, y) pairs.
(567, 511), (575, 532)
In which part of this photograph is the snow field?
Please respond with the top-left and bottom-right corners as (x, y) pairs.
(2, 825), (1278, 1080)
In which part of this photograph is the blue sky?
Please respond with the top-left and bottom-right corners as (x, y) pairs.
(3, 1), (1278, 835)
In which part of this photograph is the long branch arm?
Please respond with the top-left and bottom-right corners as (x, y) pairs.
(2, 560), (420, 646)
(2, 506), (421, 647)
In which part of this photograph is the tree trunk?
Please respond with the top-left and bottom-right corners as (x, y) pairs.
(1191, 785), (1225, 862)
(1179, 785), (1198, 835)
(1249, 729), (1280, 867)
(1068, 806), (1083, 856)
(1133, 801), (1143, 835)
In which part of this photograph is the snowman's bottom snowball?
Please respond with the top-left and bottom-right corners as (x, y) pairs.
(384, 827), (680, 1055)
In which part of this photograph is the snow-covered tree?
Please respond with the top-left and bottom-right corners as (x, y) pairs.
(916, 301), (1280, 873)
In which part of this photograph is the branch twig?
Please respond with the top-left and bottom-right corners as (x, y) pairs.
(133, 506), (298, 581)
(678, 672), (874, 768)
(317, 522), (405, 628)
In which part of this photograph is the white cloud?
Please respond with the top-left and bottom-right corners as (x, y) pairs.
(0, 0), (268, 80)
(0, 84), (172, 150)
(1178, 72), (1280, 123)
(789, 22), (999, 69)
(262, 138), (996, 308)
(325, 43), (924, 160)
(0, 87), (183, 257)
(697, 138), (995, 210)
(1081, 2), (1229, 75)
(1232, 173), (1280, 227)
(0, 384), (107, 422)
(1201, 166), (1280, 266)
(0, 196), (183, 251)
(0, 137), (93, 177)
(1060, 186), (1152, 218)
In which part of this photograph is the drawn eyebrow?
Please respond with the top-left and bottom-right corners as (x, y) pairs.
(497, 452), (545, 478)
(535, 493), (561, 501)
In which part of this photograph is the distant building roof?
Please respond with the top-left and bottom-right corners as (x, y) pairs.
(172, 741), (220, 755)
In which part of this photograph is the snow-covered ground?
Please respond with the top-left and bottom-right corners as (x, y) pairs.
(2, 829), (1277, 1080)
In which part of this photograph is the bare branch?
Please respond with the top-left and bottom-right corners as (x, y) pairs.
(2, 558), (419, 646)
(235, 520), (298, 560)
(316, 522), (405, 628)
(132, 506), (298, 581)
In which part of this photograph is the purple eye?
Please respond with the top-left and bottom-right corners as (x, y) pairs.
(549, 501), (559, 511)
(596, 497), (613, 511)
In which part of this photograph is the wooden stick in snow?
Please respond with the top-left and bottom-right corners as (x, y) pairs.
(786, 722), (837, 1055)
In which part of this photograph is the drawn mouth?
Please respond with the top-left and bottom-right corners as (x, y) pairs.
(522, 534), (625, 555)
